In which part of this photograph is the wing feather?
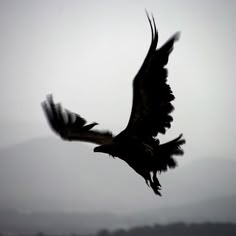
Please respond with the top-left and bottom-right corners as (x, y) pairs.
(42, 95), (113, 145)
(125, 14), (180, 138)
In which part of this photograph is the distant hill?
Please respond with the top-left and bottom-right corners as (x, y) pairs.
(101, 223), (236, 236)
(0, 137), (236, 213)
(0, 137), (145, 213)
(0, 137), (236, 234)
(97, 223), (236, 236)
(0, 137), (236, 233)
(0, 121), (48, 148)
(0, 195), (236, 234)
(125, 195), (236, 227)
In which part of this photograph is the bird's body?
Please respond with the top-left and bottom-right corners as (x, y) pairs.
(42, 13), (185, 196)
(95, 130), (184, 195)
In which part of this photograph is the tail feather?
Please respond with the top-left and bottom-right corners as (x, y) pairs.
(132, 134), (185, 196)
(157, 134), (185, 172)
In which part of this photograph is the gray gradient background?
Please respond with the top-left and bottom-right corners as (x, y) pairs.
(0, 0), (236, 215)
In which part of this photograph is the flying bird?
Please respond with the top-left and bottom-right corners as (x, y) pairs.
(42, 14), (185, 196)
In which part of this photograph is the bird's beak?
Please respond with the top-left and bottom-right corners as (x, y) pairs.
(94, 145), (110, 154)
(94, 146), (100, 152)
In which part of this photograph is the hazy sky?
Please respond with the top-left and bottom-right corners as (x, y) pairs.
(0, 0), (235, 160)
(1, 0), (236, 219)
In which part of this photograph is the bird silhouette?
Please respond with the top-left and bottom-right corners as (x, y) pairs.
(42, 13), (185, 196)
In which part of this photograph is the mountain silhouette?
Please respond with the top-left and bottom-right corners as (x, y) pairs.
(0, 137), (235, 213)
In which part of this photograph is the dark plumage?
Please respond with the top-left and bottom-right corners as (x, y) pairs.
(42, 14), (185, 196)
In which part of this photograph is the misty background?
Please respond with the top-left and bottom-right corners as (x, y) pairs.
(0, 0), (236, 234)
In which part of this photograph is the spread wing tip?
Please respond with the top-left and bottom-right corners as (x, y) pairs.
(42, 94), (113, 145)
(174, 31), (181, 41)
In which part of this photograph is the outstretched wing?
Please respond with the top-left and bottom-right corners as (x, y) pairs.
(125, 14), (180, 138)
(42, 95), (113, 145)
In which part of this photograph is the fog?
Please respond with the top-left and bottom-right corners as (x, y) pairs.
(0, 0), (235, 157)
(0, 0), (236, 232)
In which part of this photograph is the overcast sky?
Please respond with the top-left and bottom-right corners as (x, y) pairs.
(0, 0), (235, 160)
